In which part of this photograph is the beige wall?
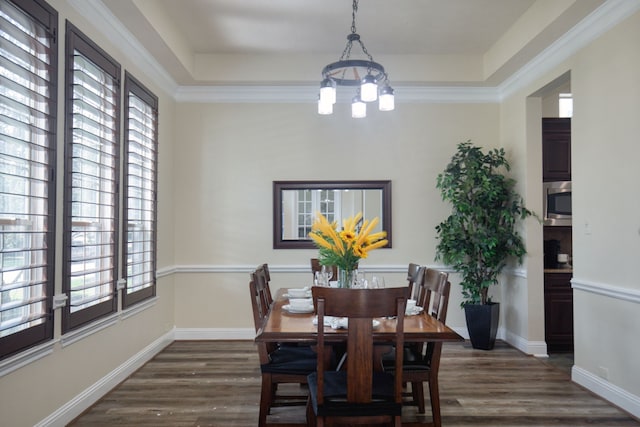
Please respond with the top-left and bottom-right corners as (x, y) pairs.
(172, 102), (500, 331)
(569, 10), (640, 398)
(2, 2), (640, 425)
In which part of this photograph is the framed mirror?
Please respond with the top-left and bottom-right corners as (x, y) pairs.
(273, 180), (392, 249)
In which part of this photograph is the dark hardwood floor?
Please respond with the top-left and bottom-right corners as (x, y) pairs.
(68, 340), (639, 426)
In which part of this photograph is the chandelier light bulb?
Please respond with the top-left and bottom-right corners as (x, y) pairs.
(378, 84), (395, 111)
(360, 74), (378, 102)
(318, 97), (333, 115)
(351, 95), (366, 118)
(319, 78), (336, 105)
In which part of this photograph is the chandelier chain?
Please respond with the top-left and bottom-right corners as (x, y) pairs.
(351, 0), (358, 34)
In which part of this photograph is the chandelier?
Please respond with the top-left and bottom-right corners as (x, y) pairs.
(318, 0), (395, 118)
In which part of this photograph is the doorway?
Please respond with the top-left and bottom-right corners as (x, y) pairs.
(530, 72), (575, 371)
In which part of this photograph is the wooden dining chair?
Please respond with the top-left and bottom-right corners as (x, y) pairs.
(386, 268), (451, 426)
(249, 270), (317, 427)
(310, 258), (338, 282)
(308, 287), (409, 427)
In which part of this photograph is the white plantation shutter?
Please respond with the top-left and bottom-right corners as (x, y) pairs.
(62, 24), (120, 332)
(0, 0), (57, 358)
(122, 73), (157, 308)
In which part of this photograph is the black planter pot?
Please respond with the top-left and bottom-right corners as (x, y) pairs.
(464, 302), (500, 350)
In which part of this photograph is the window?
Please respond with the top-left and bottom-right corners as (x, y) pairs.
(62, 23), (120, 332)
(0, 0), (57, 359)
(559, 93), (573, 118)
(122, 72), (157, 308)
(295, 189), (340, 238)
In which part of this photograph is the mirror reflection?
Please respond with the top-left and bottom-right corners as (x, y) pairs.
(273, 181), (391, 249)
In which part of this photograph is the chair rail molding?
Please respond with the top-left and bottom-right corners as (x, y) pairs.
(571, 277), (640, 304)
(160, 264), (452, 275)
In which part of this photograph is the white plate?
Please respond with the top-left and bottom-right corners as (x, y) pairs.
(312, 316), (380, 329)
(406, 306), (424, 316)
(283, 304), (314, 314)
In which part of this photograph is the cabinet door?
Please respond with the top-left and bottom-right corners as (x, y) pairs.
(544, 273), (574, 352)
(542, 118), (571, 181)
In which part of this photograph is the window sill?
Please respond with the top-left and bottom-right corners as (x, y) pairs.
(121, 297), (157, 320)
(0, 340), (56, 378)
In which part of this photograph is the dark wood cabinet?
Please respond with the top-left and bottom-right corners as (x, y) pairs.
(544, 272), (573, 352)
(542, 118), (571, 181)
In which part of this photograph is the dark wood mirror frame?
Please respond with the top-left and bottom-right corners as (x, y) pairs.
(273, 180), (392, 249)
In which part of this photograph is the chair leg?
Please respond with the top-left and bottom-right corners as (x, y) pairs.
(412, 381), (426, 414)
(428, 378), (442, 427)
(305, 396), (316, 427)
(259, 375), (273, 427)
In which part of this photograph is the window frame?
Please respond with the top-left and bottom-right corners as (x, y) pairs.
(0, 0), (58, 360)
(121, 72), (158, 308)
(62, 21), (121, 332)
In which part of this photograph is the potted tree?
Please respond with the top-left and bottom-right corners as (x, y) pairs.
(434, 141), (536, 350)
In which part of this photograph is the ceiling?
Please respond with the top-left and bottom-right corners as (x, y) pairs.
(98, 0), (608, 87)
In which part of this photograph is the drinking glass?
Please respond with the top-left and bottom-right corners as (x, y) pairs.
(370, 276), (385, 289)
(355, 270), (367, 289)
(322, 265), (333, 282)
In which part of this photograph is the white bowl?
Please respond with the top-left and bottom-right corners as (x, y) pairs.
(288, 288), (309, 298)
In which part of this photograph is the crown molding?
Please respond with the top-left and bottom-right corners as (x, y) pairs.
(67, 0), (178, 94)
(174, 84), (501, 104)
(78, 0), (640, 104)
(498, 0), (640, 100)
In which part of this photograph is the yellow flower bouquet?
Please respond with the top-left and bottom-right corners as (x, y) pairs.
(308, 212), (388, 287)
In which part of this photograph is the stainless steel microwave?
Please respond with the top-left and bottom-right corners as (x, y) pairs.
(543, 181), (572, 226)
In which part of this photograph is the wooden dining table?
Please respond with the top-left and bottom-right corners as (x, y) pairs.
(255, 288), (463, 345)
(254, 287), (464, 427)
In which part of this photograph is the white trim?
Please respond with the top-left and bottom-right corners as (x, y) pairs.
(0, 340), (56, 378)
(165, 263), (451, 275)
(571, 278), (640, 304)
(499, 0), (640, 100)
(35, 331), (174, 427)
(67, 0), (177, 94)
(120, 296), (158, 320)
(504, 329), (548, 357)
(573, 365), (640, 419)
(61, 298), (159, 347)
(174, 327), (255, 341)
(60, 313), (120, 347)
(173, 85), (501, 104)
(397, 86), (500, 103)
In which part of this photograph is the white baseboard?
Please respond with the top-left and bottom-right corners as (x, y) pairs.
(573, 365), (640, 419)
(35, 331), (175, 427)
(174, 327), (255, 340)
(504, 329), (548, 357)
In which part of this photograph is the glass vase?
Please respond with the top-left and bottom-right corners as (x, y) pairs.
(338, 268), (355, 289)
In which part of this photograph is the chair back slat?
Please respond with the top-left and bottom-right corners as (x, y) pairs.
(417, 268), (450, 322)
(406, 263), (424, 299)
